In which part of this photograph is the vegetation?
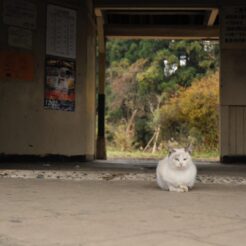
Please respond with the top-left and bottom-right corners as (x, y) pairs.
(105, 40), (219, 157)
(159, 72), (219, 151)
(107, 147), (219, 160)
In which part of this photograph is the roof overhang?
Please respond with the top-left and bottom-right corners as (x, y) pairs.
(95, 0), (219, 51)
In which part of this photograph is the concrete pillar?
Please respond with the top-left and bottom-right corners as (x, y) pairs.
(0, 0), (97, 161)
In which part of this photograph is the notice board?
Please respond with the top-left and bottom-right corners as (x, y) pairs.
(221, 6), (246, 49)
(46, 5), (77, 59)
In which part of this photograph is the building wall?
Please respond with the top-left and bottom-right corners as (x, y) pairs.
(0, 0), (96, 160)
(220, 1), (246, 162)
(1, 0), (246, 163)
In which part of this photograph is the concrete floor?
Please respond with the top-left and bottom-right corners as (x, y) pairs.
(0, 165), (246, 246)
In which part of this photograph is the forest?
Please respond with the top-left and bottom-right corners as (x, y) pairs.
(104, 40), (219, 158)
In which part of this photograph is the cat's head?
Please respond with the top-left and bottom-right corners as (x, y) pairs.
(168, 145), (192, 169)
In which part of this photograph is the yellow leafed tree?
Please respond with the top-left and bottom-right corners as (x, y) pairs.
(160, 72), (219, 151)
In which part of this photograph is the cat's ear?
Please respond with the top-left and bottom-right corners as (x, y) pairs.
(185, 144), (192, 154)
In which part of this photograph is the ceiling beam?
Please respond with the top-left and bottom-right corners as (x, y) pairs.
(207, 8), (219, 26)
(105, 10), (206, 15)
(94, 0), (219, 10)
(96, 7), (216, 12)
(105, 24), (219, 40)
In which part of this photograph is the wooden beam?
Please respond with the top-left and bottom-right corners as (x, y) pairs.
(96, 14), (106, 159)
(98, 52), (106, 94)
(96, 16), (105, 53)
(105, 24), (219, 39)
(95, 8), (103, 16)
(207, 8), (218, 26)
(96, 52), (107, 160)
(105, 10), (205, 15)
(97, 6), (217, 11)
(94, 0), (219, 10)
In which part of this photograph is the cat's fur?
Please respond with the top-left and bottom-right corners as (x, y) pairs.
(156, 146), (197, 192)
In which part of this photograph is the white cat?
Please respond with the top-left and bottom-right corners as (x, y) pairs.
(156, 146), (197, 192)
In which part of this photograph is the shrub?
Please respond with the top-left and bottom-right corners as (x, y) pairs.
(160, 72), (219, 151)
(112, 123), (135, 151)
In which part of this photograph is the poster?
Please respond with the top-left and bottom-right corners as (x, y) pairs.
(3, 0), (37, 29)
(44, 57), (76, 111)
(0, 51), (34, 81)
(46, 5), (76, 59)
(221, 6), (246, 48)
(8, 26), (32, 49)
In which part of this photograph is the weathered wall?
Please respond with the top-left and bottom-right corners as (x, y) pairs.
(220, 1), (246, 162)
(0, 0), (96, 160)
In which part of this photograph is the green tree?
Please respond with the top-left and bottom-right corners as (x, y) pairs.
(106, 58), (147, 150)
(105, 39), (219, 152)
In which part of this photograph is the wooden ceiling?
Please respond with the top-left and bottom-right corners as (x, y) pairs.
(94, 0), (219, 45)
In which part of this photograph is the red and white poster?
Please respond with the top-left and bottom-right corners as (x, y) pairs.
(44, 57), (76, 112)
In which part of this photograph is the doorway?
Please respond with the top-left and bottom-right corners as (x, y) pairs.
(104, 39), (219, 161)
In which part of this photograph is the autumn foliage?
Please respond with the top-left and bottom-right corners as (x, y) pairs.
(160, 72), (219, 150)
(105, 40), (219, 153)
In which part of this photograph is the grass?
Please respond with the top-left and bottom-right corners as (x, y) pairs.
(107, 147), (219, 161)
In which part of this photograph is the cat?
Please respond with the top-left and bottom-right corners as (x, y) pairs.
(156, 145), (197, 192)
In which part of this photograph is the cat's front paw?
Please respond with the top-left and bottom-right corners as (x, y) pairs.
(169, 186), (186, 192)
(179, 185), (189, 192)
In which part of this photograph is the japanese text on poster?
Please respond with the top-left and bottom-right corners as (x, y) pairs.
(3, 0), (37, 29)
(46, 5), (77, 59)
(8, 26), (32, 49)
(222, 6), (246, 48)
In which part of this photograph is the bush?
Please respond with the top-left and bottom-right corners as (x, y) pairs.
(109, 123), (135, 151)
(160, 72), (219, 151)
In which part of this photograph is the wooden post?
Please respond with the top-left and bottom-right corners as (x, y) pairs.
(96, 13), (106, 159)
(96, 51), (107, 159)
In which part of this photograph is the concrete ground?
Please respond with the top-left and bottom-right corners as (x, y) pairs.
(1, 161), (246, 246)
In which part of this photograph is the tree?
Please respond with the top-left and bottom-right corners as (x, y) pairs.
(106, 58), (147, 150)
(105, 39), (219, 152)
(160, 72), (219, 150)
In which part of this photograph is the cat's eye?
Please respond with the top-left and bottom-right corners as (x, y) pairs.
(183, 158), (187, 161)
